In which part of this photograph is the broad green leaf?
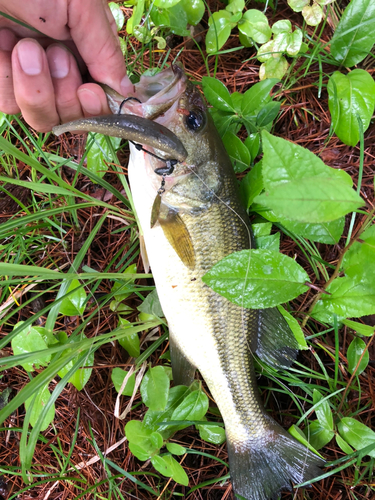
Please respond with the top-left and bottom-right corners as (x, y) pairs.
(165, 3), (189, 36)
(272, 19), (292, 33)
(226, 0), (245, 13)
(244, 133), (260, 160)
(154, 0), (180, 7)
(202, 76), (235, 113)
(59, 279), (87, 316)
(277, 305), (308, 349)
(25, 384), (55, 431)
(109, 2), (125, 30)
(302, 3), (323, 26)
(313, 390), (333, 431)
(11, 322), (50, 371)
(197, 420), (226, 444)
(255, 233), (280, 251)
(133, 25), (152, 44)
(150, 5), (170, 26)
(34, 326), (58, 347)
(338, 417), (375, 457)
(141, 366), (170, 411)
(202, 249), (309, 309)
(304, 421), (334, 450)
(138, 289), (164, 318)
(222, 132), (251, 173)
(342, 224), (375, 276)
(286, 28), (303, 56)
(182, 0), (204, 25)
(313, 275), (375, 319)
(272, 32), (289, 55)
(257, 131), (363, 222)
(118, 318), (140, 357)
(171, 389), (209, 421)
(328, 70), (375, 146)
(238, 10), (271, 44)
(231, 92), (244, 114)
(151, 454), (189, 485)
(208, 109), (234, 137)
(143, 385), (192, 438)
(112, 265), (137, 300)
(206, 12), (233, 54)
(126, 0), (144, 33)
(261, 131), (353, 188)
(58, 334), (94, 391)
(330, 0), (375, 67)
(255, 176), (363, 223)
(336, 434), (354, 455)
(128, 442), (151, 461)
(166, 442), (186, 455)
(342, 319), (374, 337)
(281, 217), (345, 244)
(252, 222), (272, 237)
(287, 0), (309, 12)
(259, 56), (289, 80)
(256, 101), (281, 127)
(288, 424), (323, 457)
(240, 161), (264, 209)
(241, 79), (279, 116)
(125, 420), (163, 460)
(257, 40), (275, 62)
(111, 367), (136, 396)
(87, 134), (121, 179)
(347, 337), (369, 375)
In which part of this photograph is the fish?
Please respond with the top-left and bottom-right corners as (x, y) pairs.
(53, 65), (323, 500)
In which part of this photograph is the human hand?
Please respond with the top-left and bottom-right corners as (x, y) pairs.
(0, 0), (132, 131)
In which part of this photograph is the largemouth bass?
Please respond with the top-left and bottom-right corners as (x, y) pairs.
(54, 65), (323, 500)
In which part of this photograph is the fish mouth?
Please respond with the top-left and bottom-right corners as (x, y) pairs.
(107, 64), (188, 121)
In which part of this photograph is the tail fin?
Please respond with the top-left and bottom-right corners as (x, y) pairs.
(227, 415), (324, 500)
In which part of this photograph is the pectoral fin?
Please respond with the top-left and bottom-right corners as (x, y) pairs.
(169, 334), (196, 386)
(157, 205), (195, 270)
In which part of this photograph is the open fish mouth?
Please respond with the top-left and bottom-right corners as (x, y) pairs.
(52, 65), (188, 162)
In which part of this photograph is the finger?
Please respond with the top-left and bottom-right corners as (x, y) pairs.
(0, 28), (20, 114)
(68, 0), (132, 95)
(12, 38), (59, 132)
(46, 44), (83, 124)
(77, 83), (111, 117)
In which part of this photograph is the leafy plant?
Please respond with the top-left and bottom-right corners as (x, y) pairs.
(288, 0), (335, 26)
(125, 0), (204, 45)
(115, 368), (225, 486)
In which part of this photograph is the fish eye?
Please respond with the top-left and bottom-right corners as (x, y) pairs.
(185, 109), (206, 132)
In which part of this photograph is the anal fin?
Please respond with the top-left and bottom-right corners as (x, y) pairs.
(169, 333), (196, 386)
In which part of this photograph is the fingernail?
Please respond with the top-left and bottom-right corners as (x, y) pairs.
(0, 29), (18, 51)
(78, 88), (102, 115)
(17, 40), (43, 76)
(46, 45), (70, 79)
(120, 75), (133, 96)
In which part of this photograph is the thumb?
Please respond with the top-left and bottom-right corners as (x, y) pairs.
(68, 0), (132, 95)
